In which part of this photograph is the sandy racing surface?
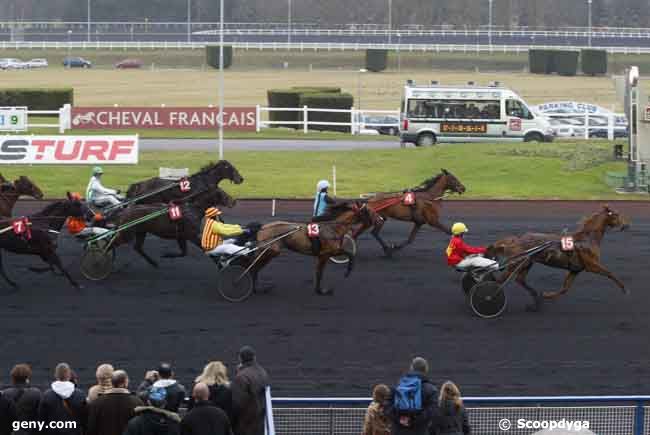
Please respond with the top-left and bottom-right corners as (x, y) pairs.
(1, 200), (649, 396)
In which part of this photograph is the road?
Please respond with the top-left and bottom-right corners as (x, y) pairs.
(141, 138), (400, 151)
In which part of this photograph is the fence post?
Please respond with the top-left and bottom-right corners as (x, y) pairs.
(608, 114), (614, 141)
(303, 105), (308, 134)
(634, 400), (645, 435)
(256, 105), (261, 133)
(350, 106), (356, 135)
(584, 113), (589, 140)
(60, 104), (71, 133)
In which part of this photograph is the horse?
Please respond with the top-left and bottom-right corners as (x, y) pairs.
(352, 169), (466, 256)
(125, 160), (244, 204)
(244, 201), (376, 295)
(109, 186), (236, 268)
(0, 193), (86, 289)
(487, 205), (630, 312)
(0, 175), (44, 217)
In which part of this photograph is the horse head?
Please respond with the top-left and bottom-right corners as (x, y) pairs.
(440, 169), (466, 195)
(201, 160), (244, 186)
(602, 205), (630, 231)
(14, 176), (44, 199)
(64, 192), (87, 218)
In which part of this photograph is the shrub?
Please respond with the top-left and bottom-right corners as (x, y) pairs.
(582, 49), (608, 75)
(206, 45), (233, 69)
(0, 88), (73, 110)
(366, 49), (388, 72)
(298, 92), (354, 132)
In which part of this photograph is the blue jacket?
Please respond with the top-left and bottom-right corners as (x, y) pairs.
(313, 191), (329, 217)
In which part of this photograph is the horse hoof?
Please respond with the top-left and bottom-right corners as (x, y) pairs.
(316, 287), (333, 296)
(622, 287), (630, 296)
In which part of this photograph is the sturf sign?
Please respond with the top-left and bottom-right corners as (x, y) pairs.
(0, 135), (138, 164)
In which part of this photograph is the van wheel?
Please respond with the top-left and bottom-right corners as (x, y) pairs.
(524, 132), (544, 143)
(416, 133), (436, 147)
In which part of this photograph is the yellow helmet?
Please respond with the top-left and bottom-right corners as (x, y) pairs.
(205, 207), (222, 218)
(451, 222), (468, 235)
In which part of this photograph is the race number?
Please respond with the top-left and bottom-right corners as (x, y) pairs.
(561, 236), (574, 251)
(403, 192), (415, 205)
(12, 218), (31, 239)
(168, 204), (183, 221)
(307, 223), (320, 238)
(179, 178), (191, 192)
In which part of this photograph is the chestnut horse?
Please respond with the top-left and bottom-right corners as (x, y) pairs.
(488, 205), (630, 312)
(246, 202), (376, 295)
(353, 169), (466, 256)
(0, 175), (44, 217)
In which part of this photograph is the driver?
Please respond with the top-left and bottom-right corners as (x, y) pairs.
(313, 179), (335, 220)
(201, 207), (252, 257)
(446, 222), (498, 271)
(86, 166), (121, 208)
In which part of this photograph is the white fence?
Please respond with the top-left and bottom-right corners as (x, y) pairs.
(28, 104), (71, 133)
(542, 112), (627, 140)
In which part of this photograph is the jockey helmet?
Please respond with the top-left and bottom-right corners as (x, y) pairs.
(451, 222), (468, 235)
(317, 180), (330, 192)
(205, 207), (222, 218)
(92, 166), (104, 175)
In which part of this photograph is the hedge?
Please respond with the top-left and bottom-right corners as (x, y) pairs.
(0, 88), (73, 110)
(555, 51), (579, 76)
(267, 87), (343, 128)
(206, 45), (233, 69)
(582, 49), (608, 75)
(366, 49), (388, 72)
(528, 50), (549, 74)
(298, 92), (354, 133)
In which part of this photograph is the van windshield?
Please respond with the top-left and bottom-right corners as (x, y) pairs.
(407, 99), (501, 120)
(506, 99), (534, 119)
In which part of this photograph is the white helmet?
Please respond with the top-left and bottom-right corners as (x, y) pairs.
(317, 180), (330, 192)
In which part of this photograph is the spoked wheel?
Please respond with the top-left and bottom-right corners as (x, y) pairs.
(80, 242), (115, 281)
(330, 234), (357, 264)
(462, 271), (496, 295)
(469, 281), (507, 319)
(218, 264), (254, 303)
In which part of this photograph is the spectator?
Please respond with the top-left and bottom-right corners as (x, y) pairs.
(190, 361), (233, 422)
(0, 390), (17, 435)
(38, 363), (86, 435)
(362, 384), (391, 435)
(137, 364), (184, 413)
(180, 383), (232, 435)
(87, 364), (114, 403)
(136, 370), (160, 402)
(385, 357), (438, 435)
(87, 370), (142, 435)
(231, 346), (270, 435)
(2, 364), (42, 435)
(123, 387), (180, 435)
(430, 381), (470, 435)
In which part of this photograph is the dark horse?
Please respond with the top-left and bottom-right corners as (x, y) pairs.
(488, 205), (630, 312)
(0, 193), (86, 289)
(353, 169), (466, 256)
(110, 186), (236, 268)
(126, 160), (244, 203)
(0, 175), (44, 217)
(249, 202), (376, 295)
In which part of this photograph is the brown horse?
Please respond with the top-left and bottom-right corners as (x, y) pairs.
(488, 205), (630, 312)
(0, 175), (44, 217)
(353, 169), (466, 256)
(246, 202), (376, 295)
(110, 186), (236, 268)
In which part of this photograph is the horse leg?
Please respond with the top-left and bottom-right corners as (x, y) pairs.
(45, 251), (80, 289)
(370, 217), (395, 257)
(162, 238), (187, 258)
(543, 271), (580, 300)
(134, 232), (159, 268)
(584, 261), (628, 295)
(393, 223), (422, 251)
(314, 255), (332, 295)
(510, 261), (543, 312)
(248, 248), (280, 293)
(0, 250), (19, 289)
(343, 242), (355, 278)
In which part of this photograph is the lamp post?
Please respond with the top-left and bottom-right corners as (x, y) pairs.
(388, 0), (392, 44)
(488, 0), (493, 47)
(87, 0), (91, 42)
(187, 0), (191, 43)
(218, 0), (224, 159)
(67, 30), (72, 67)
(587, 0), (593, 47)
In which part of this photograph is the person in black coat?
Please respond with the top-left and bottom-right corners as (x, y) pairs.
(231, 346), (270, 435)
(188, 361), (233, 423)
(38, 363), (87, 435)
(384, 357), (439, 435)
(430, 381), (470, 435)
(137, 363), (186, 414)
(87, 370), (143, 435)
(2, 364), (41, 435)
(181, 383), (232, 435)
(123, 387), (180, 435)
(0, 391), (17, 435)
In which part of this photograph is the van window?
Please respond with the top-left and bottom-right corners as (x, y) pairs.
(407, 99), (501, 120)
(506, 99), (534, 120)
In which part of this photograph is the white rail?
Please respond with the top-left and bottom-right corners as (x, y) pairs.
(25, 104), (70, 133)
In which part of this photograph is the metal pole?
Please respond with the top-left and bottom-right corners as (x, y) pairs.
(218, 0), (224, 159)
(288, 0), (292, 45)
(388, 0), (392, 44)
(67, 30), (72, 67)
(587, 0), (593, 47)
(488, 0), (493, 47)
(87, 0), (91, 42)
(187, 0), (191, 43)
(397, 33), (401, 71)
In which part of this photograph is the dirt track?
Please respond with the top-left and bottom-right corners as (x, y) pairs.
(1, 200), (649, 396)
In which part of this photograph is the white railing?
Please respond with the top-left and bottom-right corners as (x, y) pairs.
(542, 112), (627, 140)
(256, 105), (399, 135)
(26, 104), (70, 133)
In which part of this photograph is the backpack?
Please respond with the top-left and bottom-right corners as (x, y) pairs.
(393, 375), (423, 413)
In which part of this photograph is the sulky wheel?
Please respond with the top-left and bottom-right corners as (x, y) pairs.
(80, 243), (115, 281)
(469, 281), (507, 319)
(217, 265), (254, 303)
(461, 272), (478, 295)
(330, 234), (358, 265)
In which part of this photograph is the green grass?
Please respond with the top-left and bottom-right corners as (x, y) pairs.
(1, 141), (646, 200)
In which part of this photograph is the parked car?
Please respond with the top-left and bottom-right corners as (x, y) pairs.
(359, 114), (400, 136)
(25, 58), (48, 68)
(0, 58), (26, 70)
(114, 58), (143, 69)
(63, 57), (92, 68)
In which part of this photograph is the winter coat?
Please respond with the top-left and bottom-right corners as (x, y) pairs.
(0, 392), (17, 435)
(38, 381), (87, 435)
(122, 406), (180, 435)
(180, 401), (232, 435)
(430, 400), (470, 435)
(151, 380), (186, 413)
(2, 384), (41, 435)
(87, 389), (143, 435)
(231, 362), (269, 435)
(87, 380), (113, 403)
(362, 401), (391, 435)
(187, 384), (233, 424)
(384, 373), (439, 435)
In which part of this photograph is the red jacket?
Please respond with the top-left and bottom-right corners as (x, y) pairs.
(446, 235), (487, 266)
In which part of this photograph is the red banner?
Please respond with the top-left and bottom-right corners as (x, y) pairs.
(71, 107), (257, 131)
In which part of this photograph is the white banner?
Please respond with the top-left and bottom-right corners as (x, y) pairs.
(532, 101), (612, 115)
(0, 107), (28, 132)
(0, 135), (138, 164)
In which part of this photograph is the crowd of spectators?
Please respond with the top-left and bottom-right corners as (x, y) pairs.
(0, 346), (269, 435)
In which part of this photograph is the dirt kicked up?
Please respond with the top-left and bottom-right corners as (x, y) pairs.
(1, 200), (649, 396)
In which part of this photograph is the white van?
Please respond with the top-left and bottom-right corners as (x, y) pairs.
(400, 81), (554, 146)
